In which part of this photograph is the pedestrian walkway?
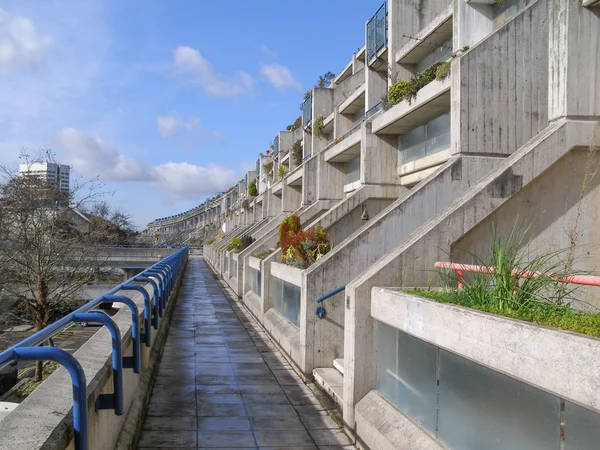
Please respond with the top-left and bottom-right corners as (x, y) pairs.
(138, 257), (355, 449)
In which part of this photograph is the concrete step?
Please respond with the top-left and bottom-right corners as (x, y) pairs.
(333, 358), (344, 375)
(313, 367), (343, 408)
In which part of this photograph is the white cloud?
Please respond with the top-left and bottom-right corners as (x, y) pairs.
(152, 162), (238, 200)
(0, 9), (53, 75)
(173, 46), (253, 98)
(156, 112), (225, 149)
(259, 44), (277, 58)
(260, 63), (302, 92)
(54, 128), (238, 200)
(54, 128), (152, 182)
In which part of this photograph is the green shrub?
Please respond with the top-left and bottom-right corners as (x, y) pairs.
(255, 250), (273, 260)
(314, 115), (325, 139)
(248, 180), (258, 197)
(263, 161), (273, 176)
(227, 237), (241, 251)
(232, 235), (254, 253)
(278, 165), (288, 180)
(292, 140), (303, 166)
(207, 237), (216, 245)
(435, 61), (451, 81)
(408, 222), (600, 337)
(387, 62), (446, 106)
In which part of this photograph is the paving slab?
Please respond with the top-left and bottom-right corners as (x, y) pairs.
(137, 257), (355, 449)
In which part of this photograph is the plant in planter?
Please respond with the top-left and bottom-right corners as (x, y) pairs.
(241, 199), (250, 210)
(411, 224), (600, 337)
(292, 140), (303, 166)
(235, 235), (254, 253)
(263, 161), (274, 178)
(435, 61), (451, 81)
(279, 214), (330, 269)
(227, 237), (241, 251)
(255, 250), (273, 260)
(313, 115), (325, 139)
(248, 180), (258, 197)
(278, 165), (288, 180)
(387, 61), (446, 106)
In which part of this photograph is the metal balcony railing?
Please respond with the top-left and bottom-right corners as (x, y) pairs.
(367, 2), (387, 62)
(273, 135), (279, 157)
(0, 248), (188, 450)
(303, 92), (313, 127)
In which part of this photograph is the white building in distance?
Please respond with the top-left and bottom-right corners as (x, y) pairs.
(18, 162), (70, 194)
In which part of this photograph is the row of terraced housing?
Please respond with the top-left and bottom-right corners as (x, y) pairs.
(146, 1), (600, 449)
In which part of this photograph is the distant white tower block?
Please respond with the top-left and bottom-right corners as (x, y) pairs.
(18, 162), (71, 194)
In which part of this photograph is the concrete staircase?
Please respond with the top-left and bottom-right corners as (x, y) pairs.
(313, 358), (344, 408)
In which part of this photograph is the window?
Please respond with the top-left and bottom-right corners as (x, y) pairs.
(398, 112), (450, 165)
(345, 156), (361, 185)
(273, 278), (301, 327)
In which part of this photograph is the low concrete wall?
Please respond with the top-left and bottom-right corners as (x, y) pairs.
(271, 262), (302, 287)
(343, 119), (599, 427)
(0, 261), (187, 450)
(372, 288), (600, 413)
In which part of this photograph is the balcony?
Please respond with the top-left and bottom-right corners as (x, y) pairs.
(287, 164), (303, 187)
(372, 76), (451, 135)
(367, 2), (387, 68)
(324, 125), (361, 163)
(302, 92), (313, 127)
(395, 5), (453, 65)
(338, 84), (366, 116)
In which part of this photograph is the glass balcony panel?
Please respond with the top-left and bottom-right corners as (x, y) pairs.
(303, 93), (313, 127)
(376, 324), (438, 434)
(249, 267), (262, 296)
(425, 113), (451, 156)
(367, 3), (387, 61)
(564, 401), (600, 450)
(398, 125), (427, 165)
(273, 277), (301, 327)
(345, 156), (361, 184)
(438, 349), (561, 450)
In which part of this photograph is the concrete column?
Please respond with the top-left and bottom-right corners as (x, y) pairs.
(316, 151), (345, 201)
(548, 0), (600, 121)
(282, 180), (302, 213)
(312, 88), (335, 155)
(361, 124), (398, 185)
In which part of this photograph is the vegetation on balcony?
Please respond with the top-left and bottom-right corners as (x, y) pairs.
(408, 225), (600, 338)
(279, 213), (331, 269)
(385, 61), (450, 107)
(292, 139), (303, 166)
(286, 115), (302, 131)
(207, 237), (216, 245)
(248, 180), (258, 197)
(313, 115), (326, 139)
(241, 199), (250, 210)
(263, 161), (274, 177)
(278, 165), (288, 180)
(227, 235), (254, 253)
(255, 250), (274, 260)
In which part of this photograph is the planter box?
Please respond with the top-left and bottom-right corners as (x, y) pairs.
(271, 261), (303, 287)
(371, 288), (600, 413)
(248, 256), (262, 271)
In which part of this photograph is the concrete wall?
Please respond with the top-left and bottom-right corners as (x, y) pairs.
(453, 0), (549, 156)
(451, 146), (600, 309)
(342, 119), (598, 427)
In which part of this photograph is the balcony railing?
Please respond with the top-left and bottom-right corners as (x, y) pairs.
(273, 135), (279, 157)
(303, 92), (313, 127)
(367, 2), (387, 61)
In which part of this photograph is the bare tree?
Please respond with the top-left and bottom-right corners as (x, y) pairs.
(0, 150), (119, 381)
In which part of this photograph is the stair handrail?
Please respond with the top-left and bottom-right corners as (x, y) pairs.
(315, 284), (346, 318)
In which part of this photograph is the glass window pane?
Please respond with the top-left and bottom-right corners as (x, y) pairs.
(426, 113), (451, 156)
(346, 156), (361, 184)
(564, 401), (600, 450)
(399, 125), (427, 165)
(273, 278), (301, 327)
(376, 324), (438, 434)
(438, 349), (561, 450)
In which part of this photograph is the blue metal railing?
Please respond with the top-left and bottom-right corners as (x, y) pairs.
(365, 101), (382, 119)
(367, 2), (387, 62)
(273, 135), (279, 157)
(0, 247), (188, 450)
(303, 92), (313, 127)
(315, 284), (346, 318)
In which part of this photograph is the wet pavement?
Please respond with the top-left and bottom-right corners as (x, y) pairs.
(138, 257), (354, 449)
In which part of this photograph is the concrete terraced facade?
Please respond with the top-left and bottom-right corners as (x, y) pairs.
(147, 0), (600, 448)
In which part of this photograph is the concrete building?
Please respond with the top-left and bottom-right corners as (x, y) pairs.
(145, 1), (600, 448)
(19, 161), (70, 194)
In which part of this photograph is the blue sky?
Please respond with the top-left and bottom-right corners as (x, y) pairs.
(0, 0), (380, 228)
